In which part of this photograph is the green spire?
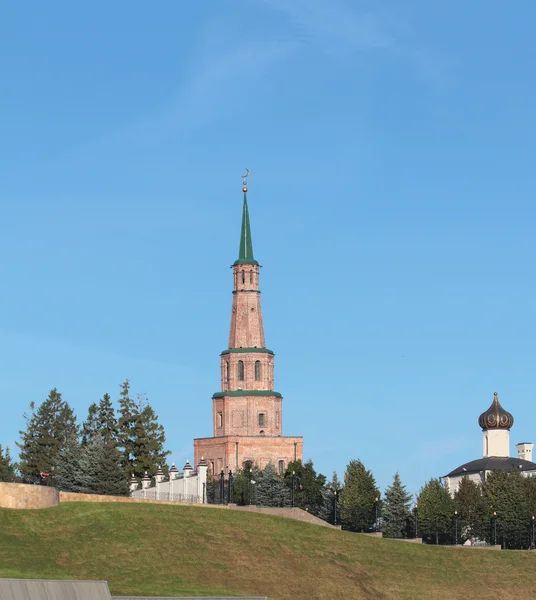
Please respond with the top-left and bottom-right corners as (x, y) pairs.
(234, 192), (259, 266)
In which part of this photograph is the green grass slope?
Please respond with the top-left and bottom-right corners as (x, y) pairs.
(1, 502), (535, 600)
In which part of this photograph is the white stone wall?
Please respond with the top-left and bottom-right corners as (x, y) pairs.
(483, 429), (510, 458)
(131, 464), (208, 503)
(516, 442), (534, 462)
(446, 468), (536, 497)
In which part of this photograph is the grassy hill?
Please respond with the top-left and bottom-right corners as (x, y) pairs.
(1, 502), (536, 600)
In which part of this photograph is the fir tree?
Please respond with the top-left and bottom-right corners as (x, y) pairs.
(54, 434), (85, 493)
(255, 463), (291, 507)
(17, 389), (78, 483)
(95, 393), (118, 446)
(130, 394), (170, 478)
(339, 459), (380, 532)
(320, 471), (343, 525)
(83, 394), (118, 447)
(117, 379), (137, 476)
(0, 445), (16, 482)
(417, 478), (454, 545)
(382, 472), (412, 539)
(81, 403), (99, 445)
(483, 469), (531, 549)
(284, 459), (326, 516)
(453, 476), (488, 543)
(79, 435), (129, 497)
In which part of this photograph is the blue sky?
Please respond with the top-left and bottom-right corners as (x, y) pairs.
(1, 0), (535, 496)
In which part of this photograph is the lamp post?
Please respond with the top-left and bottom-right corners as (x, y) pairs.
(220, 469), (225, 505)
(493, 511), (497, 546)
(250, 480), (256, 506)
(414, 504), (418, 538)
(291, 471), (295, 508)
(333, 489), (338, 526)
(227, 468), (233, 504)
(374, 497), (379, 532)
(248, 467), (252, 505)
(454, 510), (458, 545)
(532, 515), (535, 548)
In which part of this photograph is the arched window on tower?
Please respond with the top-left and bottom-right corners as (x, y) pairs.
(241, 270), (245, 284)
(225, 362), (230, 385)
(255, 360), (261, 381)
(237, 360), (245, 381)
(250, 270), (253, 284)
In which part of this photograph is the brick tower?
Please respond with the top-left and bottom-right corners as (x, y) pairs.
(193, 174), (303, 476)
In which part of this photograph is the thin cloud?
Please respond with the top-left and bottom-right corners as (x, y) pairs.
(262, 0), (448, 88)
(262, 0), (396, 55)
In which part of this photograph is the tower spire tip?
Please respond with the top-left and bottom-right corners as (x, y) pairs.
(242, 168), (250, 193)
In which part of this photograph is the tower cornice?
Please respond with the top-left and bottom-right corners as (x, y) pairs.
(213, 390), (282, 398)
(221, 347), (274, 355)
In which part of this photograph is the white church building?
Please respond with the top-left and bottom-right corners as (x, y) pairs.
(443, 392), (536, 495)
(129, 458), (208, 503)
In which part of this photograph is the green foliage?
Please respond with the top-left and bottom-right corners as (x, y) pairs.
(453, 477), (488, 543)
(339, 459), (380, 532)
(382, 472), (412, 539)
(81, 403), (99, 445)
(321, 471), (342, 525)
(117, 379), (138, 476)
(117, 381), (170, 478)
(205, 476), (219, 504)
(16, 389), (78, 483)
(131, 394), (170, 477)
(79, 435), (130, 496)
(54, 434), (85, 492)
(55, 434), (128, 496)
(284, 459), (326, 516)
(483, 469), (531, 549)
(255, 463), (291, 507)
(82, 394), (118, 447)
(522, 475), (536, 519)
(0, 445), (16, 482)
(417, 478), (454, 545)
(231, 468), (258, 505)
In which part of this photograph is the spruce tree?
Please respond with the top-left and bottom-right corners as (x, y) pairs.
(255, 463), (291, 507)
(54, 435), (85, 493)
(0, 445), (16, 482)
(117, 379), (137, 476)
(320, 471), (342, 525)
(129, 394), (170, 478)
(117, 382), (170, 478)
(79, 435), (129, 497)
(81, 403), (99, 445)
(284, 459), (326, 516)
(339, 459), (380, 532)
(522, 475), (536, 514)
(83, 394), (118, 447)
(96, 393), (118, 446)
(417, 478), (454, 544)
(483, 469), (531, 549)
(453, 476), (488, 543)
(17, 389), (78, 483)
(382, 472), (412, 539)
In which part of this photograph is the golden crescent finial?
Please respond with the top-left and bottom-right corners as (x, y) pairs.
(242, 168), (250, 192)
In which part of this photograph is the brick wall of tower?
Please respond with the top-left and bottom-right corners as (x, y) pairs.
(194, 435), (303, 475)
(212, 394), (282, 437)
(221, 352), (274, 391)
(228, 265), (265, 349)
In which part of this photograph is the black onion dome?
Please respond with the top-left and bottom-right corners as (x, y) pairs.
(478, 392), (514, 430)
